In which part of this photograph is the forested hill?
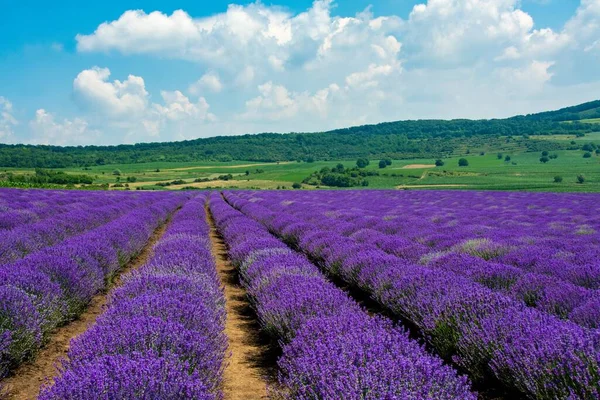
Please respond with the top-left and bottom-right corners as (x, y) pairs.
(1, 100), (599, 168)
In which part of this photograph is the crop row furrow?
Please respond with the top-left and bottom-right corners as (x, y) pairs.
(210, 192), (477, 399)
(224, 191), (600, 400)
(0, 193), (187, 378)
(40, 194), (227, 399)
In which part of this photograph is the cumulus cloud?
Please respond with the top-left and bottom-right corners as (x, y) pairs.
(12, 0), (596, 145)
(29, 109), (101, 145)
(73, 67), (149, 117)
(189, 72), (223, 94)
(0, 97), (18, 142)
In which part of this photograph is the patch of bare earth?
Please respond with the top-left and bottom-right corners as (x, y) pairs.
(401, 164), (436, 169)
(0, 214), (176, 400)
(206, 206), (273, 400)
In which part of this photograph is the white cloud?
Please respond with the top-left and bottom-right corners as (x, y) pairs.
(73, 67), (148, 117)
(10, 0), (596, 145)
(0, 97), (18, 142)
(29, 109), (101, 145)
(153, 90), (216, 122)
(564, 0), (600, 51)
(189, 72), (223, 94)
(240, 81), (337, 121)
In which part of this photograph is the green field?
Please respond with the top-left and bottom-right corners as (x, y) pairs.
(2, 148), (599, 193)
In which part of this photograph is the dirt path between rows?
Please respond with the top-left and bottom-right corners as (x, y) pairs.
(206, 206), (271, 400)
(0, 213), (176, 400)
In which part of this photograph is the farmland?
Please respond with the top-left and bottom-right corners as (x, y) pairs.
(1, 187), (599, 399)
(2, 140), (600, 192)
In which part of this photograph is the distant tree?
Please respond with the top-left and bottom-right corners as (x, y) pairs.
(379, 160), (387, 169)
(541, 151), (549, 157)
(504, 155), (511, 162)
(292, 182), (302, 189)
(577, 174), (586, 184)
(458, 158), (469, 167)
(582, 143), (596, 152)
(549, 153), (558, 159)
(554, 176), (563, 183)
(154, 169), (160, 172)
(466, 149), (471, 154)
(385, 158), (392, 166)
(112, 169), (122, 176)
(306, 156), (315, 163)
(540, 156), (550, 163)
(479, 151), (485, 156)
(245, 170), (250, 176)
(497, 153), (503, 160)
(333, 163), (345, 173)
(576, 132), (586, 138)
(571, 141), (577, 145)
(126, 176), (137, 183)
(435, 159), (445, 167)
(596, 149), (600, 155)
(584, 152), (592, 158)
(356, 158), (370, 168)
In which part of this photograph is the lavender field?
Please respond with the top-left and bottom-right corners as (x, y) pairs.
(1, 188), (600, 399)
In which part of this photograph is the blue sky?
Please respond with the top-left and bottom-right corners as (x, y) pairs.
(0, 0), (598, 145)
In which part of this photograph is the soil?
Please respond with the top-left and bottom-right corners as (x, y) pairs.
(401, 164), (437, 169)
(206, 205), (274, 400)
(0, 215), (175, 400)
(170, 162), (293, 171)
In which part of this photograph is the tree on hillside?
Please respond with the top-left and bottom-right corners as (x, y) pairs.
(458, 158), (469, 167)
(435, 159), (445, 167)
(540, 156), (550, 163)
(379, 160), (387, 169)
(504, 155), (511, 162)
(554, 176), (563, 183)
(583, 152), (592, 158)
(356, 158), (370, 168)
(577, 174), (586, 184)
(497, 153), (503, 159)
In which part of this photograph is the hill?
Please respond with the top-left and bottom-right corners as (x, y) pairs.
(0, 100), (599, 168)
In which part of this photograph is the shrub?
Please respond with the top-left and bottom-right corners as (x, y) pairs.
(112, 169), (121, 176)
(379, 160), (387, 169)
(583, 152), (592, 158)
(497, 153), (503, 160)
(356, 159), (370, 168)
(539, 156), (549, 163)
(385, 159), (392, 166)
(541, 151), (549, 157)
(458, 158), (469, 167)
(554, 176), (563, 183)
(504, 155), (511, 162)
(435, 159), (445, 167)
(292, 183), (302, 189)
(577, 174), (586, 184)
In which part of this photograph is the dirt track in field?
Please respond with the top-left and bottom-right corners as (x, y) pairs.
(206, 205), (272, 400)
(0, 214), (175, 400)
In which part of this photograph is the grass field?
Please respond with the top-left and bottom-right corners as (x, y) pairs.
(2, 133), (599, 192)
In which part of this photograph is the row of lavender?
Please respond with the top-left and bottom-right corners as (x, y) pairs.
(0, 192), (187, 378)
(225, 191), (600, 400)
(40, 195), (227, 399)
(209, 193), (476, 399)
(239, 191), (600, 328)
(0, 189), (92, 231)
(0, 191), (161, 264)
